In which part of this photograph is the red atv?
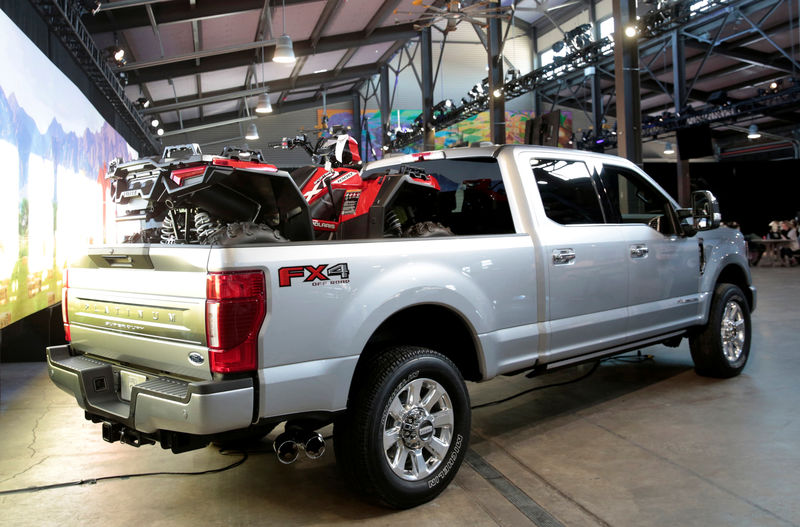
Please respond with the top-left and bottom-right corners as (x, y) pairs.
(106, 137), (451, 245)
(277, 134), (452, 239)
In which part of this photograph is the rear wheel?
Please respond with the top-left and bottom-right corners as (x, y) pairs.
(689, 283), (751, 378)
(334, 346), (470, 509)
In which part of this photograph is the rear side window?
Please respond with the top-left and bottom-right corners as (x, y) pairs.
(530, 159), (605, 225)
(369, 157), (515, 235)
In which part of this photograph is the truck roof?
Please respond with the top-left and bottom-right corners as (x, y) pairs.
(363, 144), (644, 173)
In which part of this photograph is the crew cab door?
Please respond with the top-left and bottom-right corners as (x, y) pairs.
(596, 163), (700, 340)
(525, 156), (629, 363)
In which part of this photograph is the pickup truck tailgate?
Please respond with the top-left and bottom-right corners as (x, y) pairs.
(66, 245), (212, 381)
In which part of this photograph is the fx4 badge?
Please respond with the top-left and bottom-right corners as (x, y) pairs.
(279, 263), (350, 287)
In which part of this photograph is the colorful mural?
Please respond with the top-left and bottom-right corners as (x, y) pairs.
(318, 108), (572, 157)
(0, 10), (136, 329)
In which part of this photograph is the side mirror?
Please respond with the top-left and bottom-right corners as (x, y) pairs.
(691, 190), (721, 231)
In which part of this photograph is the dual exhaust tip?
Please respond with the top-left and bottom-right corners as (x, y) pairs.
(274, 428), (326, 464)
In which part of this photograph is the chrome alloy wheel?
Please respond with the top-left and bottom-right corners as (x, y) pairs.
(720, 300), (746, 362)
(382, 377), (454, 481)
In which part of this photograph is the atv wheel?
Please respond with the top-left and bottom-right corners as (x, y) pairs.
(689, 283), (751, 378)
(207, 222), (286, 246)
(334, 346), (470, 509)
(403, 221), (454, 238)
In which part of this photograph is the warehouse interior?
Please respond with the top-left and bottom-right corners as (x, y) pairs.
(1, 0), (799, 525)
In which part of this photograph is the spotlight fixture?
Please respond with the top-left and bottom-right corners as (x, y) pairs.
(663, 142), (675, 155)
(255, 92), (273, 114)
(136, 97), (150, 109)
(156, 128), (164, 136)
(493, 88), (502, 98)
(151, 118), (159, 127)
(747, 124), (761, 139)
(114, 48), (125, 62)
(624, 25), (638, 38)
(245, 122), (259, 140)
(769, 81), (778, 90)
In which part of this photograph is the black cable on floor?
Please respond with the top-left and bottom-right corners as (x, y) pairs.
(471, 361), (602, 410)
(470, 352), (653, 410)
(0, 451), (248, 496)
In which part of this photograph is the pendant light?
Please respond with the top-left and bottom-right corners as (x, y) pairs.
(273, 0), (296, 64)
(747, 124), (761, 139)
(245, 122), (259, 140)
(663, 142), (675, 155)
(255, 47), (272, 114)
(256, 92), (273, 114)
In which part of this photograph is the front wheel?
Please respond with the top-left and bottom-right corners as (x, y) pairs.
(689, 283), (751, 378)
(334, 346), (470, 509)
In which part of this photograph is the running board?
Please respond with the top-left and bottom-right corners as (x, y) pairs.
(527, 330), (687, 377)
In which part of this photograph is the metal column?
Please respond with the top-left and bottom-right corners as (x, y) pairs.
(379, 64), (391, 153)
(488, 12), (505, 144)
(531, 26), (542, 117)
(612, 0), (642, 164)
(420, 27), (435, 150)
(672, 30), (691, 206)
(590, 0), (604, 137)
(352, 89), (363, 161)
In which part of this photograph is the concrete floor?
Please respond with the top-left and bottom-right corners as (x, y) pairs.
(1, 267), (798, 527)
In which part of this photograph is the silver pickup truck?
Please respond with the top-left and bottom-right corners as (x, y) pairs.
(47, 145), (755, 508)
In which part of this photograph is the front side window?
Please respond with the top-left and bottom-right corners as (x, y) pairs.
(598, 165), (675, 234)
(531, 159), (605, 225)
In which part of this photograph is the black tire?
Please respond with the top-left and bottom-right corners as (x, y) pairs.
(334, 346), (470, 509)
(689, 283), (751, 378)
(403, 221), (454, 238)
(207, 222), (287, 246)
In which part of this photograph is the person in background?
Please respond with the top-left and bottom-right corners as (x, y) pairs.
(779, 219), (799, 266)
(768, 220), (782, 239)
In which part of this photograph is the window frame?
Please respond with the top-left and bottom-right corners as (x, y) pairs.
(595, 162), (681, 235)
(530, 157), (608, 226)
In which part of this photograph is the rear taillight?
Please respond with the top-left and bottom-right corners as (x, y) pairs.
(211, 158), (278, 171)
(170, 165), (206, 186)
(61, 269), (70, 342)
(206, 271), (266, 373)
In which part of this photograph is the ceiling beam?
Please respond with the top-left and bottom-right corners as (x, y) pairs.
(144, 64), (379, 114)
(365, 0), (404, 36)
(331, 0), (405, 77)
(83, 0), (316, 33)
(685, 40), (798, 74)
(310, 0), (344, 50)
(128, 23), (418, 83)
(283, 0), (343, 92)
(161, 91), (355, 133)
(636, 16), (799, 92)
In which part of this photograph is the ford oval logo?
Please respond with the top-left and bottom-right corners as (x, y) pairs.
(188, 352), (205, 365)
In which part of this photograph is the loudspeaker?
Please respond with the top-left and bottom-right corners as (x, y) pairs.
(525, 111), (561, 146)
(676, 124), (713, 159)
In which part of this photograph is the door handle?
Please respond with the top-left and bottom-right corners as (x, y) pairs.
(552, 249), (576, 265)
(630, 244), (649, 258)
